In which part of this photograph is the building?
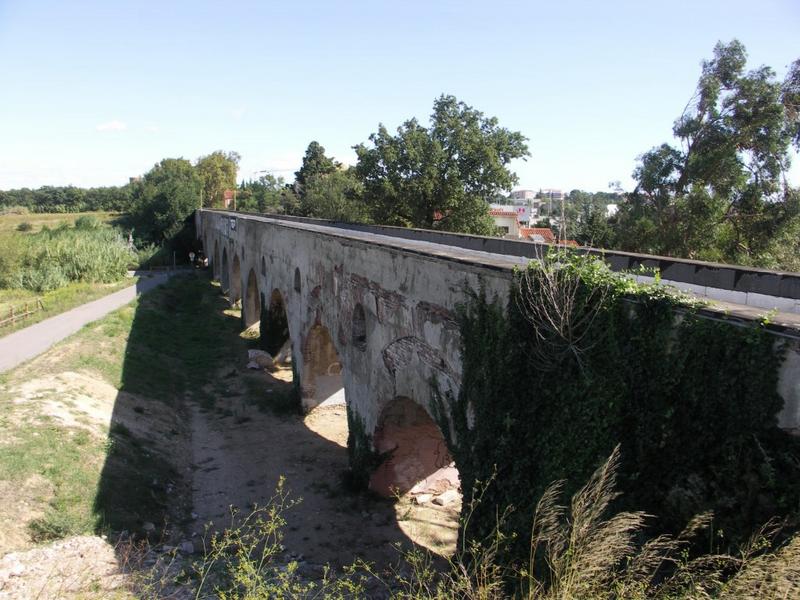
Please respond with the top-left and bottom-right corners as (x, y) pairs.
(223, 189), (235, 209)
(510, 189), (536, 204)
(519, 227), (556, 244)
(489, 206), (521, 238)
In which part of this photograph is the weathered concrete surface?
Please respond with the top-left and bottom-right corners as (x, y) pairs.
(197, 209), (800, 493)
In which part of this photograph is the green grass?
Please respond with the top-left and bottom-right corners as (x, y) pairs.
(0, 422), (105, 541)
(0, 279), (135, 338)
(0, 273), (248, 546)
(0, 210), (118, 233)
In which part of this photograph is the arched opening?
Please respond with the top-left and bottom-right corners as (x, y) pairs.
(261, 289), (290, 357)
(293, 267), (301, 293)
(243, 269), (261, 329)
(301, 324), (344, 412)
(213, 240), (220, 281)
(369, 397), (459, 499)
(352, 304), (367, 351)
(220, 248), (230, 293)
(229, 254), (242, 306)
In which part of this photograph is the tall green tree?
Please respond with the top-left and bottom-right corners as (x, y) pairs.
(294, 142), (340, 193)
(616, 41), (800, 267)
(195, 150), (240, 208)
(129, 158), (201, 243)
(354, 95), (529, 234)
(299, 168), (369, 223)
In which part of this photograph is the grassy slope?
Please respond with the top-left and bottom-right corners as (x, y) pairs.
(0, 274), (242, 548)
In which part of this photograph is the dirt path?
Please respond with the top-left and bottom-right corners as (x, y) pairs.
(187, 368), (461, 574)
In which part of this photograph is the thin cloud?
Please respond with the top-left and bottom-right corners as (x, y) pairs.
(96, 120), (127, 132)
(145, 124), (160, 133)
(231, 107), (246, 120)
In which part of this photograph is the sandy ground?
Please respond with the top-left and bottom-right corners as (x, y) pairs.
(0, 353), (460, 598)
(189, 365), (461, 571)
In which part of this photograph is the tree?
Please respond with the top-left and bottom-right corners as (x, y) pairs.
(294, 142), (340, 193)
(195, 150), (240, 208)
(354, 95), (529, 234)
(128, 158), (201, 244)
(616, 41), (800, 266)
(299, 168), (369, 223)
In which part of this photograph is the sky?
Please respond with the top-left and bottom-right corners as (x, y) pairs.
(0, 0), (798, 193)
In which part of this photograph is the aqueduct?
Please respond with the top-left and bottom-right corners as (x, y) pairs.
(197, 209), (800, 497)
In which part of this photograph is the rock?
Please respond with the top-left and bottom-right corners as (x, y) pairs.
(142, 521), (156, 533)
(413, 493), (433, 505)
(179, 541), (195, 554)
(432, 489), (460, 506)
(247, 349), (273, 368)
(246, 361), (261, 370)
(190, 512), (199, 520)
(273, 339), (292, 365)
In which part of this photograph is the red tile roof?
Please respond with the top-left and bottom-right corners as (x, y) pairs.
(519, 227), (555, 243)
(489, 209), (519, 218)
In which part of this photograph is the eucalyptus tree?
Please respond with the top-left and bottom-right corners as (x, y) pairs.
(617, 41), (800, 267)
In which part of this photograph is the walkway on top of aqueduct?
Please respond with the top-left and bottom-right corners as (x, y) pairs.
(196, 208), (800, 497)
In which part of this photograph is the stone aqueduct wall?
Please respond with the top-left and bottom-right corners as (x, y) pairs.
(197, 210), (511, 481)
(198, 210), (800, 481)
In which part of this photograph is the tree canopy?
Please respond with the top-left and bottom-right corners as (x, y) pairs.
(354, 95), (529, 234)
(195, 150), (240, 208)
(615, 40), (800, 268)
(294, 141), (340, 193)
(128, 158), (201, 244)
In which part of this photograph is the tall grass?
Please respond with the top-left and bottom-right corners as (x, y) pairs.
(0, 223), (135, 292)
(128, 448), (799, 599)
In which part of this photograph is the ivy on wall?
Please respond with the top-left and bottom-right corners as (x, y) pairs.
(446, 251), (800, 565)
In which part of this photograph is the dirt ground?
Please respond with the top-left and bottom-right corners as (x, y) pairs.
(0, 340), (461, 598)
(189, 363), (461, 571)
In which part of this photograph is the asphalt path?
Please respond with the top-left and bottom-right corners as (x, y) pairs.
(0, 272), (173, 374)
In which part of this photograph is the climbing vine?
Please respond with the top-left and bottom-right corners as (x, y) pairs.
(345, 405), (383, 490)
(449, 249), (800, 566)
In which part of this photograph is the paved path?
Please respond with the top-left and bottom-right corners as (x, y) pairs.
(0, 272), (173, 374)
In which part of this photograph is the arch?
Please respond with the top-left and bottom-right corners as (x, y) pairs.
(243, 269), (261, 329)
(229, 254), (242, 305)
(220, 247), (230, 293)
(293, 267), (301, 293)
(352, 303), (367, 351)
(369, 396), (459, 498)
(213, 240), (220, 281)
(301, 324), (345, 412)
(261, 289), (290, 357)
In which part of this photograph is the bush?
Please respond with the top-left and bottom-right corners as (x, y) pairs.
(74, 215), (102, 230)
(0, 224), (134, 292)
(15, 221), (33, 232)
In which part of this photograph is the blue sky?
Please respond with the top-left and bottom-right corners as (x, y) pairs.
(1, 0), (798, 193)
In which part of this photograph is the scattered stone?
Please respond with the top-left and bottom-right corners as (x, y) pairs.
(432, 489), (460, 506)
(413, 493), (433, 505)
(179, 541), (195, 554)
(142, 521), (156, 533)
(273, 339), (292, 365)
(248, 349), (273, 368)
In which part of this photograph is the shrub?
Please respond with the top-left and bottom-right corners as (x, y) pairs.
(74, 214), (102, 230)
(0, 223), (134, 292)
(15, 221), (33, 232)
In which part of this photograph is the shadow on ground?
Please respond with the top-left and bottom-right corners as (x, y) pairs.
(92, 272), (456, 584)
